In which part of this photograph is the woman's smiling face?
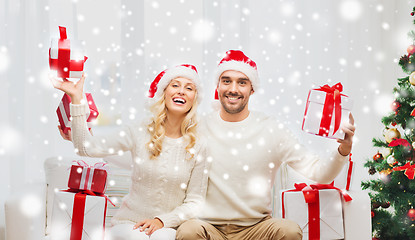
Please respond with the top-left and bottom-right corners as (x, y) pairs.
(164, 77), (196, 115)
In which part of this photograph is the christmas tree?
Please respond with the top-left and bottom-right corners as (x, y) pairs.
(361, 6), (415, 240)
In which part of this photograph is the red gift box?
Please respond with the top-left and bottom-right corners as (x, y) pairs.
(49, 26), (88, 79)
(68, 161), (108, 194)
(302, 82), (353, 139)
(56, 93), (99, 134)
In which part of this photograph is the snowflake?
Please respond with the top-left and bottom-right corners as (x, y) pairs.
(281, 3), (294, 16)
(77, 14), (85, 22)
(242, 8), (250, 15)
(243, 165), (249, 171)
(192, 20), (215, 42)
(92, 27), (100, 35)
(339, 58), (347, 66)
(376, 4), (384, 12)
(339, 0), (362, 21)
(247, 176), (268, 197)
(40, 115), (48, 124)
(59, 202), (67, 210)
(0, 46), (10, 73)
(169, 27), (177, 34)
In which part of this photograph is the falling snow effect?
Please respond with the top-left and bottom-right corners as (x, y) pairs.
(2, 3), (410, 235)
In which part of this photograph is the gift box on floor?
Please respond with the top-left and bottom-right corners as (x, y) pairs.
(281, 183), (352, 240)
(56, 93), (99, 134)
(49, 26), (88, 79)
(50, 191), (107, 240)
(68, 161), (108, 194)
(302, 83), (353, 139)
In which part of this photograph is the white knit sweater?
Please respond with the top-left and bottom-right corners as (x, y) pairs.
(70, 103), (209, 228)
(199, 110), (348, 226)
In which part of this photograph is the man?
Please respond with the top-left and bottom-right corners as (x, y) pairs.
(176, 50), (355, 240)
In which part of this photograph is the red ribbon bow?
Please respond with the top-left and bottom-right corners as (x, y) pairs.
(291, 182), (353, 202)
(63, 188), (115, 207)
(73, 160), (108, 170)
(393, 162), (415, 179)
(315, 83), (345, 136)
(388, 138), (411, 147)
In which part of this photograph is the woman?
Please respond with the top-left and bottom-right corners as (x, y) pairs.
(52, 64), (209, 240)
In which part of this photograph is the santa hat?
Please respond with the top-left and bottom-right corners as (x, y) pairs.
(148, 64), (201, 101)
(214, 50), (259, 99)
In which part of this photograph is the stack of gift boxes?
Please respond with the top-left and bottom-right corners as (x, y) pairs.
(49, 26), (108, 240)
(280, 83), (371, 240)
(50, 161), (110, 240)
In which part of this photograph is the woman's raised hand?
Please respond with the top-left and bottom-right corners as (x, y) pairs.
(50, 73), (85, 104)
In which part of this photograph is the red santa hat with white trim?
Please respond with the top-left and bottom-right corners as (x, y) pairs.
(148, 64), (201, 102)
(214, 50), (259, 99)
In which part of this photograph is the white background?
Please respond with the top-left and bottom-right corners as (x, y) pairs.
(0, 0), (414, 238)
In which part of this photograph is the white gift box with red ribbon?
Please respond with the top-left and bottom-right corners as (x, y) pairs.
(49, 26), (88, 79)
(56, 93), (99, 134)
(50, 191), (107, 240)
(302, 83), (353, 139)
(68, 161), (108, 194)
(281, 183), (353, 240)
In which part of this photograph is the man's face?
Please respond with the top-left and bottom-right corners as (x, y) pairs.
(217, 70), (254, 114)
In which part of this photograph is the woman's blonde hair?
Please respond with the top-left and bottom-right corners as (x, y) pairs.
(146, 86), (198, 160)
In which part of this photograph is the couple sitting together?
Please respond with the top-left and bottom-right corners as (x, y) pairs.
(52, 50), (355, 240)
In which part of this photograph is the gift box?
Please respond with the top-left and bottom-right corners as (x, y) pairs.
(56, 93), (99, 134)
(68, 161), (108, 194)
(302, 83), (353, 139)
(50, 191), (107, 240)
(281, 183), (352, 240)
(49, 26), (88, 78)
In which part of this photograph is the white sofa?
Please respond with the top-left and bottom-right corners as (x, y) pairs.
(4, 157), (371, 240)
